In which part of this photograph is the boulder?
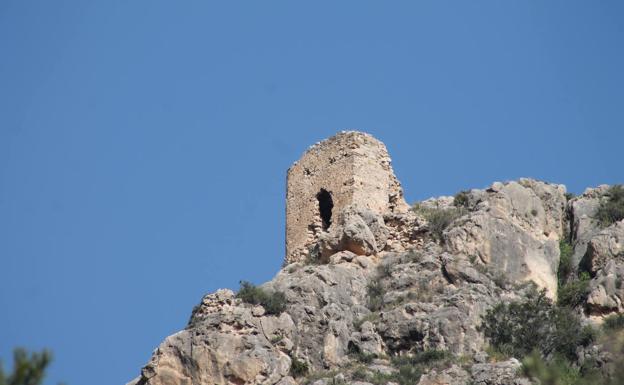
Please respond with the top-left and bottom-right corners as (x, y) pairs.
(317, 206), (389, 261)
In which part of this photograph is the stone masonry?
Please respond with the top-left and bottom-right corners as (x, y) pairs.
(285, 131), (408, 264)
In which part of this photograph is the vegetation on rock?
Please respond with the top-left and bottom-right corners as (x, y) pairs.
(412, 203), (466, 241)
(481, 287), (594, 360)
(558, 240), (574, 286)
(557, 273), (590, 309)
(603, 313), (624, 331)
(289, 357), (309, 378)
(345, 350), (452, 385)
(453, 190), (471, 208)
(596, 185), (624, 227)
(236, 281), (287, 315)
(366, 280), (385, 311)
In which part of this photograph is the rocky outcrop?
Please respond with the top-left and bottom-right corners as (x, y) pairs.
(444, 179), (567, 298)
(569, 185), (612, 267)
(138, 289), (294, 385)
(128, 132), (622, 385)
(566, 187), (624, 317)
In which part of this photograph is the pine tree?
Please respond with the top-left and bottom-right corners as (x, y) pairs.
(0, 348), (53, 385)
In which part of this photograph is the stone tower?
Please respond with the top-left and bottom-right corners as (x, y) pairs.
(285, 131), (409, 264)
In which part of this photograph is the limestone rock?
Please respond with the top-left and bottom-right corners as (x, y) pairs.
(416, 365), (469, 385)
(445, 179), (567, 297)
(583, 222), (624, 314)
(470, 359), (530, 385)
(317, 205), (389, 261)
(265, 257), (374, 368)
(349, 321), (384, 355)
(568, 187), (624, 316)
(127, 132), (622, 385)
(583, 221), (624, 275)
(139, 289), (294, 385)
(569, 185), (612, 267)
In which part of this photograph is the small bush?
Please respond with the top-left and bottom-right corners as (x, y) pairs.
(386, 350), (452, 385)
(453, 190), (471, 208)
(390, 365), (422, 385)
(558, 276), (590, 309)
(377, 262), (392, 279)
(289, 357), (309, 378)
(596, 185), (624, 227)
(521, 351), (582, 385)
(480, 289), (552, 358)
(356, 350), (452, 385)
(558, 240), (574, 286)
(350, 351), (377, 364)
(492, 271), (510, 289)
(367, 281), (385, 311)
(603, 313), (624, 331)
(412, 204), (466, 241)
(551, 307), (595, 360)
(565, 192), (576, 201)
(236, 281), (287, 315)
(351, 366), (368, 381)
(481, 287), (589, 360)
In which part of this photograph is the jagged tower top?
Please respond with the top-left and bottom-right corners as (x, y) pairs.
(285, 131), (408, 264)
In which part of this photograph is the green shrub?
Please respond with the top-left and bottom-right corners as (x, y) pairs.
(565, 192), (576, 201)
(289, 357), (309, 378)
(270, 335), (284, 344)
(453, 190), (471, 208)
(558, 240), (574, 286)
(596, 185), (624, 227)
(354, 350), (452, 385)
(385, 350), (452, 385)
(558, 276), (590, 309)
(603, 313), (624, 331)
(389, 365), (422, 385)
(481, 288), (553, 358)
(481, 287), (590, 360)
(412, 204), (466, 241)
(551, 307), (596, 361)
(367, 281), (385, 311)
(236, 281), (287, 315)
(377, 262), (392, 279)
(351, 367), (368, 381)
(521, 350), (582, 385)
(351, 351), (377, 364)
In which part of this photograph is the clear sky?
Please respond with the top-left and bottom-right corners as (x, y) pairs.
(0, 1), (622, 384)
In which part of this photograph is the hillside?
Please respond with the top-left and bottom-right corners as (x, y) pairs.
(126, 132), (624, 385)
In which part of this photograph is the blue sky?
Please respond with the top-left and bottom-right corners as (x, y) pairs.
(0, 1), (622, 384)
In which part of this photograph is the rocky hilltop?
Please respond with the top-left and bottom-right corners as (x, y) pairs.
(127, 132), (624, 385)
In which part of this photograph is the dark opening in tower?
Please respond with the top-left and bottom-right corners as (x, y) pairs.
(316, 189), (333, 230)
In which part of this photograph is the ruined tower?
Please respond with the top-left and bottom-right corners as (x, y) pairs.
(285, 131), (409, 264)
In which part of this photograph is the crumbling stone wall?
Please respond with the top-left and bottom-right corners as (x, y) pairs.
(285, 131), (408, 264)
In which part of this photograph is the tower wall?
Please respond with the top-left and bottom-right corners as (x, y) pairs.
(285, 131), (407, 264)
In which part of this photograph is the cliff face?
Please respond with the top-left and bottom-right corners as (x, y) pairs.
(127, 132), (624, 385)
